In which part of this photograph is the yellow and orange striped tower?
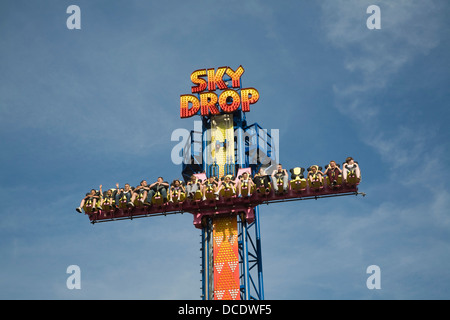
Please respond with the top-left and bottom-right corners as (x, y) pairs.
(208, 113), (240, 299)
(210, 114), (234, 177)
(212, 215), (240, 300)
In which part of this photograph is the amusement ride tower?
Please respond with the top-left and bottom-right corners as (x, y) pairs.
(79, 65), (363, 300)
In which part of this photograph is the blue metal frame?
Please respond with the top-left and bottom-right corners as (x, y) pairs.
(243, 122), (276, 173)
(200, 218), (214, 300)
(238, 207), (264, 300)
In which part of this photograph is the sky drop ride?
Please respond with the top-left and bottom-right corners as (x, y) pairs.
(79, 65), (363, 300)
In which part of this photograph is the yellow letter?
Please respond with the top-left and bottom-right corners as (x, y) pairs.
(207, 67), (228, 91)
(219, 89), (241, 113)
(240, 88), (259, 112)
(225, 66), (245, 88)
(180, 95), (200, 118)
(200, 92), (220, 116)
(191, 69), (207, 93)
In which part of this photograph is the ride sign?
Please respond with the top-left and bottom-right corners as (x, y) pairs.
(180, 65), (260, 118)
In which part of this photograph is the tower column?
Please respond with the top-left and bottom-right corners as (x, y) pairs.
(212, 214), (240, 300)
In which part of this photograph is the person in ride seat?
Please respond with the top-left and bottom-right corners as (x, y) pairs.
(147, 177), (170, 203)
(186, 175), (201, 199)
(271, 164), (289, 194)
(131, 180), (150, 205)
(217, 175), (236, 198)
(99, 184), (116, 210)
(76, 187), (100, 213)
(202, 176), (218, 200)
(170, 179), (186, 202)
(237, 171), (254, 197)
(307, 165), (324, 187)
(115, 182), (134, 208)
(323, 160), (343, 187)
(343, 157), (361, 184)
(253, 167), (271, 193)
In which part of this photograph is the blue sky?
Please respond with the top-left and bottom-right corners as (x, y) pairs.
(1, 0), (449, 299)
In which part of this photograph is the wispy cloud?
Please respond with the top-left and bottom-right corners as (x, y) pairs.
(322, 0), (441, 82)
(320, 0), (446, 176)
(304, 0), (450, 299)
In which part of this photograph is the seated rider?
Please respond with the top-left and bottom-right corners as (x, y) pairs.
(323, 160), (342, 187)
(217, 175), (236, 197)
(147, 177), (170, 203)
(237, 172), (254, 197)
(99, 184), (115, 209)
(253, 167), (271, 193)
(342, 157), (361, 183)
(115, 182), (134, 207)
(76, 187), (100, 213)
(307, 165), (324, 186)
(170, 179), (186, 202)
(271, 164), (288, 194)
(202, 176), (218, 200)
(131, 180), (150, 205)
(186, 175), (201, 199)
